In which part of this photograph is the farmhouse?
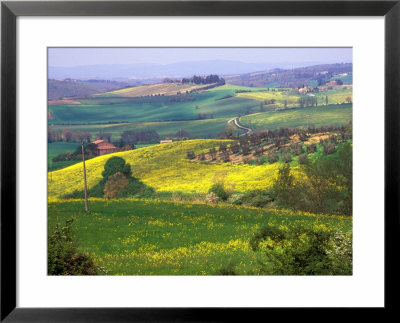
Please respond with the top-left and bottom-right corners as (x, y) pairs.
(91, 139), (118, 156)
(326, 80), (338, 86)
(160, 139), (173, 144)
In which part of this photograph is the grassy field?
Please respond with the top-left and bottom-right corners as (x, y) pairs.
(98, 82), (217, 97)
(239, 104), (352, 130)
(48, 88), (259, 125)
(48, 139), (286, 198)
(50, 118), (232, 141)
(48, 142), (80, 171)
(48, 198), (352, 275)
(236, 87), (352, 108)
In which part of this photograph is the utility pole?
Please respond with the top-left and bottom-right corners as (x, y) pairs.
(82, 141), (88, 212)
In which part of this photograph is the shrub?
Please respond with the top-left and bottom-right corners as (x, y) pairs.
(267, 152), (279, 164)
(240, 144), (250, 155)
(292, 142), (304, 156)
(298, 153), (309, 165)
(230, 142), (240, 154)
(241, 190), (274, 207)
(208, 183), (229, 201)
(218, 143), (227, 152)
(101, 156), (131, 184)
(48, 219), (100, 275)
(323, 143), (336, 155)
(251, 225), (352, 275)
(220, 151), (230, 163)
(205, 192), (218, 204)
(228, 193), (245, 205)
(186, 151), (195, 159)
(281, 152), (292, 163)
(104, 172), (128, 199)
(216, 263), (237, 275)
(255, 156), (265, 165)
(306, 143), (317, 153)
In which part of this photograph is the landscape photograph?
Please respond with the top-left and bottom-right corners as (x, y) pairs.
(48, 47), (353, 276)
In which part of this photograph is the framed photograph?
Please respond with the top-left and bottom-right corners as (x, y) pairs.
(1, 0), (399, 321)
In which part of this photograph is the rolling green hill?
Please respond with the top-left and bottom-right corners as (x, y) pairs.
(48, 87), (260, 125)
(240, 104), (352, 131)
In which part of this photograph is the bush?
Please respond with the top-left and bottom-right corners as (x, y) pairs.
(101, 156), (131, 184)
(323, 143), (337, 155)
(227, 193), (245, 205)
(48, 219), (100, 275)
(281, 152), (292, 163)
(104, 172), (128, 199)
(251, 225), (352, 275)
(230, 142), (240, 154)
(241, 190), (274, 207)
(292, 142), (304, 156)
(205, 192), (218, 204)
(208, 183), (229, 201)
(306, 143), (317, 153)
(267, 152), (279, 164)
(186, 151), (195, 159)
(298, 153), (308, 164)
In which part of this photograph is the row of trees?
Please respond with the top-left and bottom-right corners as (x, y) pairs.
(181, 74), (225, 85)
(48, 129), (114, 143)
(120, 130), (160, 145)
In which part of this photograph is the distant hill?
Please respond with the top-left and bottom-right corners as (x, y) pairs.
(224, 63), (352, 88)
(48, 79), (138, 100)
(48, 60), (324, 81)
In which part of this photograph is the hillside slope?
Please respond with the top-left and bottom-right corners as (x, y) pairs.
(48, 139), (281, 198)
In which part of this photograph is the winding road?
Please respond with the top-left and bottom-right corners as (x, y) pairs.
(228, 117), (253, 137)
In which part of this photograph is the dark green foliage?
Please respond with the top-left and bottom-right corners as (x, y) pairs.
(48, 219), (99, 275)
(101, 156), (132, 184)
(240, 190), (274, 208)
(306, 143), (317, 153)
(298, 153), (309, 164)
(250, 225), (352, 275)
(216, 263), (237, 275)
(272, 164), (301, 210)
(208, 183), (229, 201)
(186, 151), (195, 159)
(272, 143), (352, 215)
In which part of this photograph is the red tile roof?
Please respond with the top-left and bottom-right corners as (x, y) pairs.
(97, 142), (117, 150)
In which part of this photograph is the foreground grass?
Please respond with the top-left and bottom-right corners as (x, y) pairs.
(48, 198), (352, 275)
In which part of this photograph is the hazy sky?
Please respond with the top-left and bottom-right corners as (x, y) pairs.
(48, 48), (352, 67)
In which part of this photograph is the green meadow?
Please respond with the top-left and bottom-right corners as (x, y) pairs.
(48, 199), (352, 275)
(240, 104), (352, 130)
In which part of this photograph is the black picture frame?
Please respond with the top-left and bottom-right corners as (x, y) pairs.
(1, 1), (399, 321)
